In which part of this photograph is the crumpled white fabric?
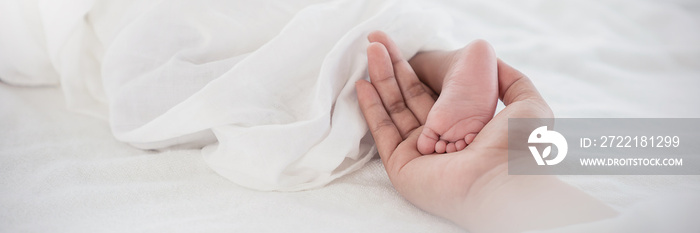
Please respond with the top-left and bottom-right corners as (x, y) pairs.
(0, 0), (454, 190)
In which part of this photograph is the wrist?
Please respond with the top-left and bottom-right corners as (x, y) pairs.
(459, 163), (618, 233)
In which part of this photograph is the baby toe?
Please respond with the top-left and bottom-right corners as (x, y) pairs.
(465, 133), (477, 145)
(435, 140), (447, 154)
(455, 139), (467, 151)
(447, 142), (458, 153)
(417, 128), (440, 154)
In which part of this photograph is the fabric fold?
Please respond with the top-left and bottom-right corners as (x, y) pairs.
(1, 0), (453, 190)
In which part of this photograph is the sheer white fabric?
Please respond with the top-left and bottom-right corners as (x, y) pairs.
(0, 0), (453, 190)
(3, 0), (698, 191)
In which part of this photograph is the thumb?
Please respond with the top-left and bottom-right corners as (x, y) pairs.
(497, 59), (547, 107)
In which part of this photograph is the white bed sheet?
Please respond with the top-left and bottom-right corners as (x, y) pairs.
(0, 85), (464, 232)
(3, 0), (700, 232)
(2, 83), (700, 232)
(2, 83), (699, 232)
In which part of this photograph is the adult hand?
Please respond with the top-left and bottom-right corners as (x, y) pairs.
(356, 31), (615, 233)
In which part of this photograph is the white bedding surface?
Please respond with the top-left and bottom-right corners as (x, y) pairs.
(0, 85), (464, 232)
(2, 85), (700, 233)
(2, 84), (699, 232)
(2, 0), (700, 232)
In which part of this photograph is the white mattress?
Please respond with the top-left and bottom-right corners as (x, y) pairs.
(2, 0), (700, 232)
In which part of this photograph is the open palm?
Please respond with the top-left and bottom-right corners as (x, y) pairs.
(356, 31), (554, 230)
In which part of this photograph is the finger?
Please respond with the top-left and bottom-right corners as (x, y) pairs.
(367, 42), (420, 138)
(356, 80), (403, 162)
(383, 127), (424, 177)
(497, 58), (546, 106)
(368, 31), (404, 64)
(468, 59), (553, 149)
(368, 31), (434, 124)
(407, 50), (454, 94)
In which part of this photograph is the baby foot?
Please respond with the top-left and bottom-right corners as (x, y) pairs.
(417, 40), (498, 154)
